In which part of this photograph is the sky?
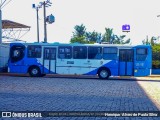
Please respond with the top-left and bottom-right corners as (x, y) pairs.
(2, 0), (160, 44)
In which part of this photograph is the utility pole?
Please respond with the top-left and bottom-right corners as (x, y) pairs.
(43, 1), (47, 43)
(33, 0), (53, 43)
(38, 0), (52, 43)
(36, 8), (40, 43)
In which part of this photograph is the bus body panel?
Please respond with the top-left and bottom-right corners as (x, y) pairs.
(133, 45), (152, 76)
(56, 59), (90, 74)
(84, 60), (119, 76)
(126, 62), (133, 76)
(119, 62), (125, 76)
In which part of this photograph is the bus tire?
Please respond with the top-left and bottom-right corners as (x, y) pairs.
(98, 68), (110, 79)
(29, 66), (41, 77)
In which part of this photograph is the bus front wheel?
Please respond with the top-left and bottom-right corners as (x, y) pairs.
(29, 67), (41, 77)
(98, 68), (109, 79)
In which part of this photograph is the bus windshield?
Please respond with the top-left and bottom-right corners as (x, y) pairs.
(10, 45), (25, 63)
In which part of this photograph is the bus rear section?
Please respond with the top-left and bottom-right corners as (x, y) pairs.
(134, 46), (152, 76)
(118, 45), (151, 77)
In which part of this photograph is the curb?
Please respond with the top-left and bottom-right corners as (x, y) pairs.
(0, 73), (160, 80)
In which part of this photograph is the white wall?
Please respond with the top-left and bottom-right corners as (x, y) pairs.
(0, 44), (9, 71)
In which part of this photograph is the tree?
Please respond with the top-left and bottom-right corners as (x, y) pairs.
(70, 24), (88, 43)
(70, 25), (131, 44)
(142, 38), (150, 45)
(102, 28), (113, 43)
(143, 36), (160, 69)
(152, 44), (160, 69)
(142, 36), (157, 45)
(102, 28), (130, 44)
(151, 36), (157, 46)
(113, 35), (130, 44)
(70, 24), (101, 44)
(70, 36), (87, 44)
(72, 24), (86, 37)
(86, 31), (102, 43)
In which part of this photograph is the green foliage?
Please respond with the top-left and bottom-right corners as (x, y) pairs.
(143, 36), (160, 69)
(70, 24), (131, 44)
(102, 28), (130, 44)
(102, 28), (113, 43)
(70, 24), (100, 44)
(142, 36), (157, 45)
(152, 44), (160, 69)
(151, 37), (156, 46)
(142, 37), (150, 45)
(70, 36), (87, 44)
(73, 24), (86, 37)
(70, 24), (88, 44)
(86, 31), (102, 43)
(112, 35), (130, 44)
(152, 60), (160, 69)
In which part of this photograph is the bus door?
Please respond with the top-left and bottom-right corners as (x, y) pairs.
(43, 47), (56, 74)
(119, 49), (134, 76)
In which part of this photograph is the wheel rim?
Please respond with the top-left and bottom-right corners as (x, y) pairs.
(100, 70), (108, 78)
(32, 68), (38, 75)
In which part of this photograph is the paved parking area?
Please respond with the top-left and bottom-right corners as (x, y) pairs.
(0, 75), (160, 120)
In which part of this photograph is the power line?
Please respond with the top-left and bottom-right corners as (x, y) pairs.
(1, 0), (12, 9)
(0, 0), (7, 8)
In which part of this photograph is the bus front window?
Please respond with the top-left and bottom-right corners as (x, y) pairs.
(10, 45), (25, 63)
(13, 50), (20, 58)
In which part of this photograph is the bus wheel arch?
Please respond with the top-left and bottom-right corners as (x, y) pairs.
(28, 65), (41, 77)
(97, 67), (111, 79)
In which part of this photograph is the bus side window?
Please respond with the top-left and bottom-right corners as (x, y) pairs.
(44, 49), (50, 59)
(27, 45), (41, 58)
(88, 47), (102, 59)
(103, 47), (117, 60)
(73, 46), (87, 59)
(58, 46), (72, 59)
(136, 48), (147, 61)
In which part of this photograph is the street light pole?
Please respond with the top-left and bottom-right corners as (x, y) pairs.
(43, 1), (47, 43)
(34, 0), (52, 43)
(36, 8), (40, 43)
(33, 4), (41, 43)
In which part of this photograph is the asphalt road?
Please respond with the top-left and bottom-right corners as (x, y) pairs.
(0, 75), (160, 120)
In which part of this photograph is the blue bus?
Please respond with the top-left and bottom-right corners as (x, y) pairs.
(8, 43), (152, 79)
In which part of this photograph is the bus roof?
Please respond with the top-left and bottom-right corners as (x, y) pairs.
(9, 42), (151, 48)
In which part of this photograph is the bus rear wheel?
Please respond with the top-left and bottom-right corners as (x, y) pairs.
(29, 67), (41, 77)
(98, 68), (109, 79)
